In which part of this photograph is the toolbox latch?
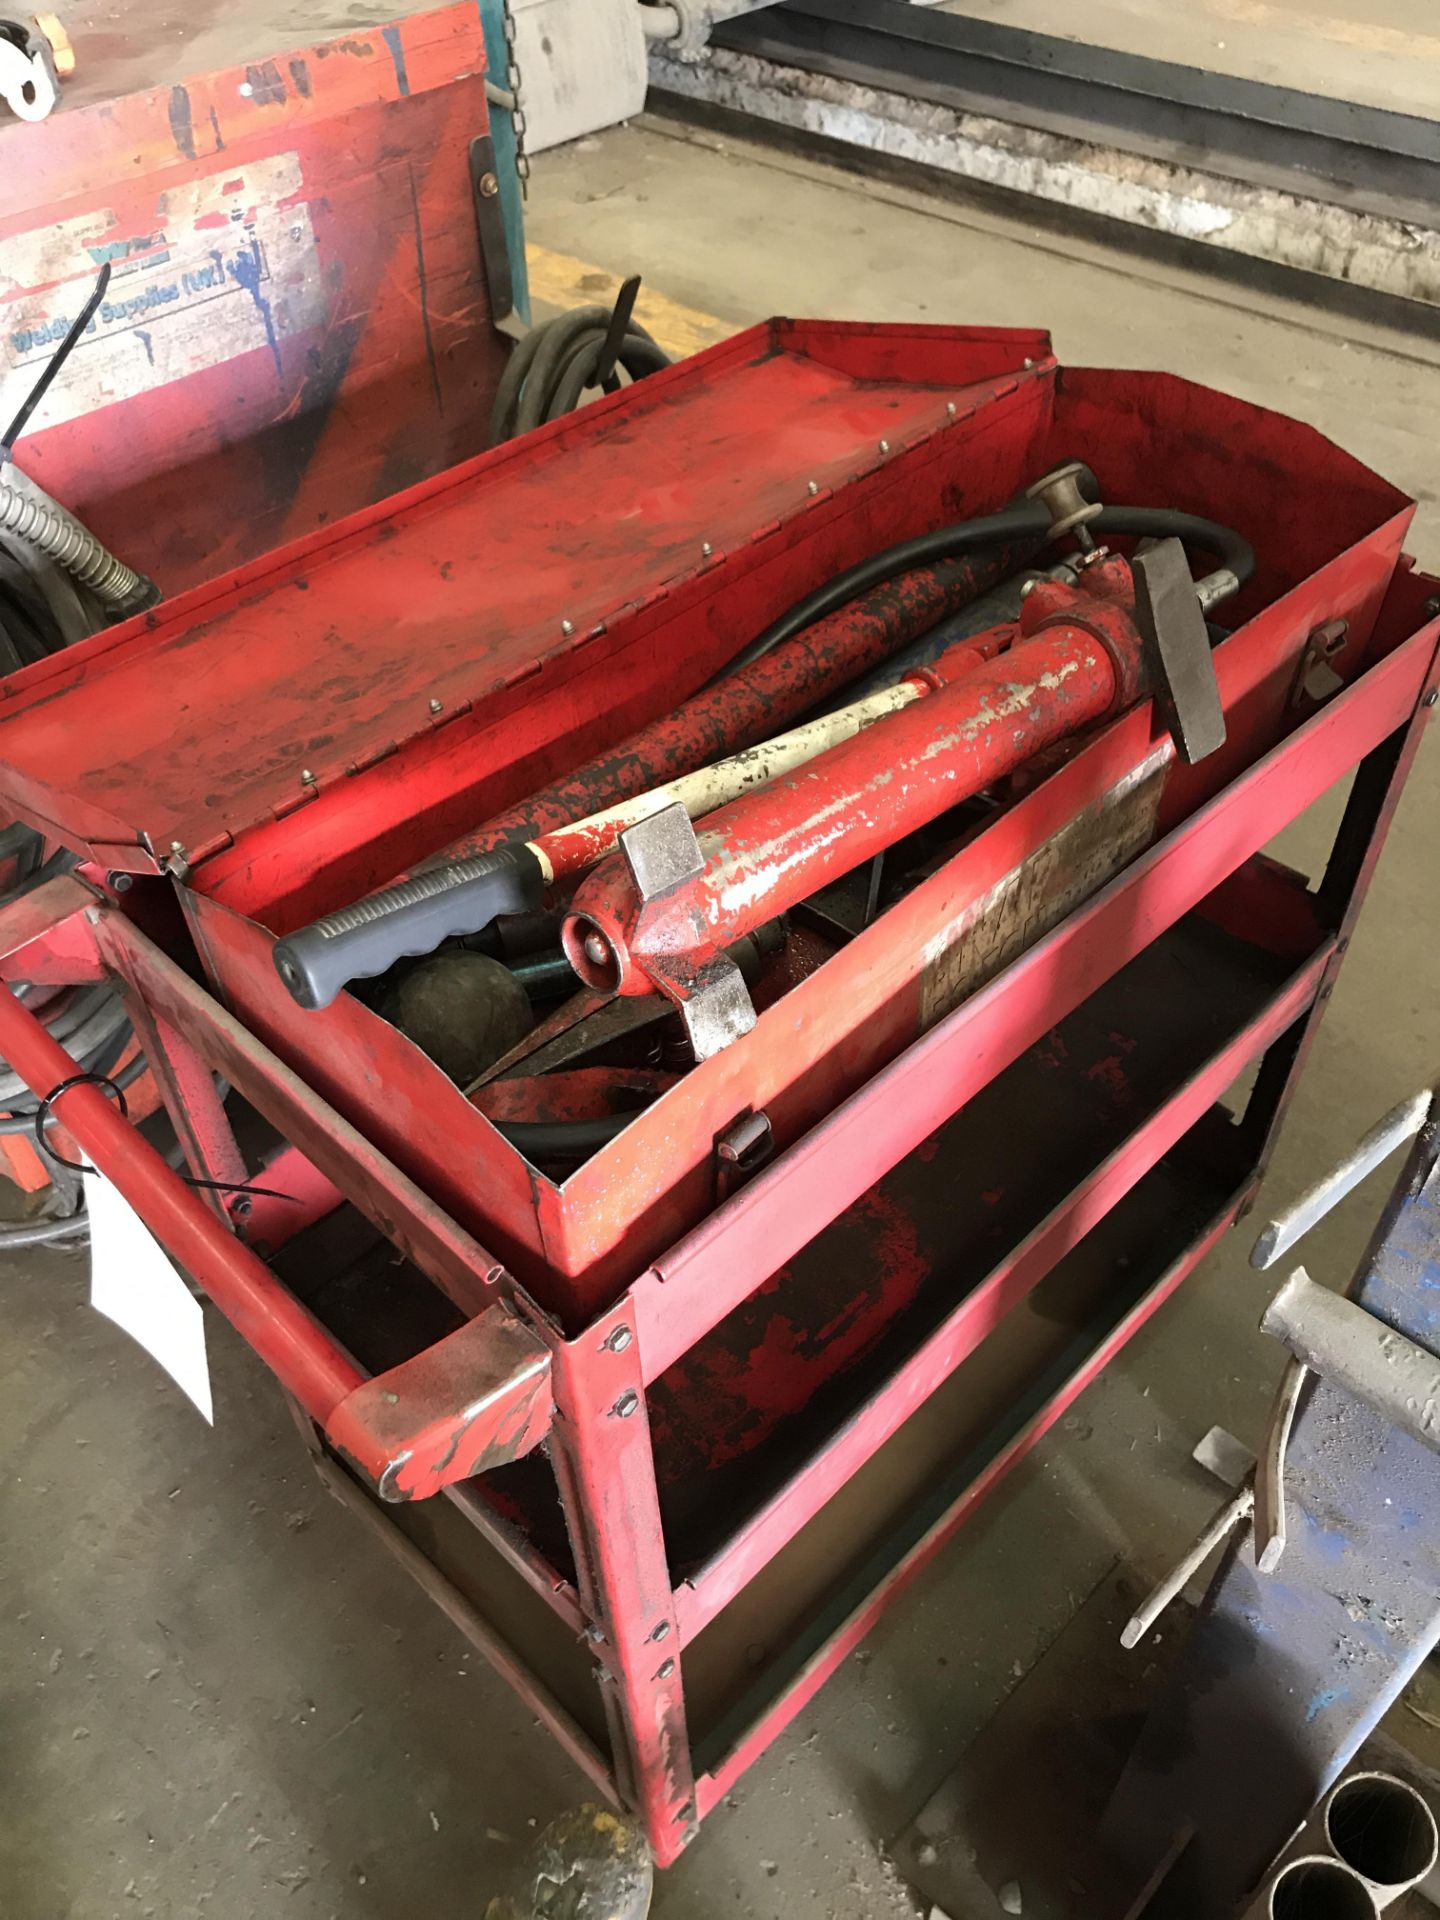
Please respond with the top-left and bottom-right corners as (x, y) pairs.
(715, 1108), (774, 1204)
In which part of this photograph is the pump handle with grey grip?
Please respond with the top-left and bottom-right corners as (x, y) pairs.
(273, 845), (547, 1010)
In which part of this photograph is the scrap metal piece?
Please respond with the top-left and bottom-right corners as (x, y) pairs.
(620, 801), (705, 900)
(1251, 1089), (1433, 1270)
(1131, 538), (1226, 765)
(1253, 1355), (1309, 1574)
(1120, 1481), (1255, 1651)
(1262, 1265), (1440, 1453)
(1192, 1424), (1255, 1491)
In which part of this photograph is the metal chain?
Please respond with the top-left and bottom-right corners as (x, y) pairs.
(500, 0), (530, 196)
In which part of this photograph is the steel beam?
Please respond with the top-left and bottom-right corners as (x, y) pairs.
(711, 0), (1440, 227)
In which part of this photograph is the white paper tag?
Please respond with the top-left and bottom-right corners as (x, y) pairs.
(87, 1173), (213, 1425)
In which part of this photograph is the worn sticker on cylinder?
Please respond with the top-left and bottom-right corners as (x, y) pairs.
(919, 744), (1171, 1030)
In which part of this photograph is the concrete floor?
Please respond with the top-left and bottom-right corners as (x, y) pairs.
(5, 112), (1440, 1920)
(935, 0), (1440, 116)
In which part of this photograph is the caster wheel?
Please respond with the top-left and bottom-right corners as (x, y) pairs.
(486, 1804), (655, 1920)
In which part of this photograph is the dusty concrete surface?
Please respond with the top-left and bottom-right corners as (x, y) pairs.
(4, 115), (1440, 1920)
(935, 0), (1440, 118)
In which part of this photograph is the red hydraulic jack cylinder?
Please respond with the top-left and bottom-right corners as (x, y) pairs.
(270, 556), (1023, 1011)
(563, 610), (1127, 1054)
(428, 551), (1021, 868)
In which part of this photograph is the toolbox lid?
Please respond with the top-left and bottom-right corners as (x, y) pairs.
(0, 321), (1051, 871)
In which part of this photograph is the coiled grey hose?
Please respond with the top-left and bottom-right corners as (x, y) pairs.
(0, 471), (156, 613)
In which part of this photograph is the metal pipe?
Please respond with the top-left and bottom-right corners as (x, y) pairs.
(0, 985), (363, 1422)
(644, 0), (782, 58)
(1251, 1090), (1434, 1270)
(1244, 1857), (1379, 1920)
(1323, 1774), (1438, 1906)
(271, 555), (1020, 1008)
(639, 3), (680, 39)
(1120, 1482), (1253, 1651)
(564, 619), (1117, 996)
(1262, 1267), (1440, 1454)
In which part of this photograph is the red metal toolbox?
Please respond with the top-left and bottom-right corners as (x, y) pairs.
(0, 321), (1434, 1865)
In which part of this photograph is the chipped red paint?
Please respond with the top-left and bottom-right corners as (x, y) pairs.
(326, 1305), (554, 1502)
(427, 552), (1025, 873)
(523, 627), (1008, 886)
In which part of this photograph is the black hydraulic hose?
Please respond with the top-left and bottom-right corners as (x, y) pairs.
(0, 987), (124, 1105)
(496, 1113), (631, 1160)
(0, 984), (108, 1076)
(714, 502), (1255, 682)
(1100, 508), (1254, 602)
(714, 505), (1052, 682)
(548, 332), (670, 421)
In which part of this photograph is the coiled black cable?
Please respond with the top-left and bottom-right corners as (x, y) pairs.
(490, 305), (671, 446)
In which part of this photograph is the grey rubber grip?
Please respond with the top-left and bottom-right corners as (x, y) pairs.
(272, 845), (546, 1010)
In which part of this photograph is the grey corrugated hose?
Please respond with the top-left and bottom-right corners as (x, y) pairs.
(0, 463), (155, 612)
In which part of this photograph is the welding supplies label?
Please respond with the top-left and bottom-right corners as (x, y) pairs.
(1, 151), (325, 428)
